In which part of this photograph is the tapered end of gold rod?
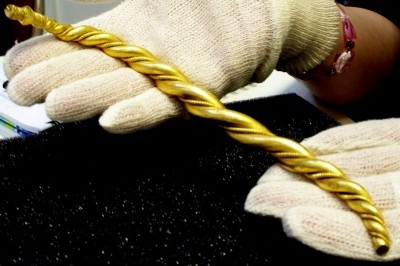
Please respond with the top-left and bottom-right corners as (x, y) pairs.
(5, 4), (36, 26)
(4, 4), (391, 256)
(4, 5), (18, 19)
(4, 4), (74, 38)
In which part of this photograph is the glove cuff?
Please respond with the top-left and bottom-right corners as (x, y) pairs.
(274, 0), (341, 76)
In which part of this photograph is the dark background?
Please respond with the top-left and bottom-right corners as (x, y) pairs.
(338, 0), (399, 27)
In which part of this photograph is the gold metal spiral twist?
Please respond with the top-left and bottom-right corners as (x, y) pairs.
(4, 4), (390, 255)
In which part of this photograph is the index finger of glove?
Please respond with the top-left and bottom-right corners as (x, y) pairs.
(301, 119), (400, 156)
(99, 87), (186, 134)
(4, 34), (85, 78)
(257, 144), (400, 184)
(245, 171), (400, 218)
(7, 48), (126, 106)
(44, 67), (154, 122)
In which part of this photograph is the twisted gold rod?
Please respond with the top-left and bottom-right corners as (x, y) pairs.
(4, 4), (390, 255)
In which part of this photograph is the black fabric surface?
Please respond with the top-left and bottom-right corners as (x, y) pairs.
(0, 93), (396, 265)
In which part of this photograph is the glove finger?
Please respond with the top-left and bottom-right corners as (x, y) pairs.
(99, 88), (185, 134)
(245, 180), (338, 218)
(317, 144), (400, 178)
(4, 34), (84, 78)
(45, 67), (153, 122)
(245, 171), (400, 217)
(301, 118), (400, 156)
(282, 206), (400, 261)
(7, 49), (125, 106)
(257, 144), (400, 184)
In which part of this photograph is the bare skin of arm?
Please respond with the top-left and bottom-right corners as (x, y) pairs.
(300, 4), (400, 106)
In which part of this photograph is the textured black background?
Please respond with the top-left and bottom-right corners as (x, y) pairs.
(1, 94), (397, 265)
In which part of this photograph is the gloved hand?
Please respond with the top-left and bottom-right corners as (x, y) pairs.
(3, 0), (340, 133)
(245, 118), (400, 261)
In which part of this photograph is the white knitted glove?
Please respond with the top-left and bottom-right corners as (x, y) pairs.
(4, 0), (339, 133)
(245, 118), (400, 261)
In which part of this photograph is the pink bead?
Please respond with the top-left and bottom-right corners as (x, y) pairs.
(342, 14), (356, 40)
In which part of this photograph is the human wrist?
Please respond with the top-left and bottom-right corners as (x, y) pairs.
(299, 5), (400, 105)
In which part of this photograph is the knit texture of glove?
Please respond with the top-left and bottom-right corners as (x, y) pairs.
(245, 118), (400, 261)
(4, 0), (339, 133)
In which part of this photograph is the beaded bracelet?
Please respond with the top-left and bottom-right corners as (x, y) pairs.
(297, 4), (356, 80)
(330, 4), (356, 75)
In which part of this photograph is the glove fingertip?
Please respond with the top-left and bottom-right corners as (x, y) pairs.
(281, 208), (304, 239)
(98, 100), (163, 134)
(98, 108), (138, 134)
(244, 187), (263, 215)
(100, 89), (184, 134)
(244, 185), (287, 218)
(6, 78), (43, 106)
